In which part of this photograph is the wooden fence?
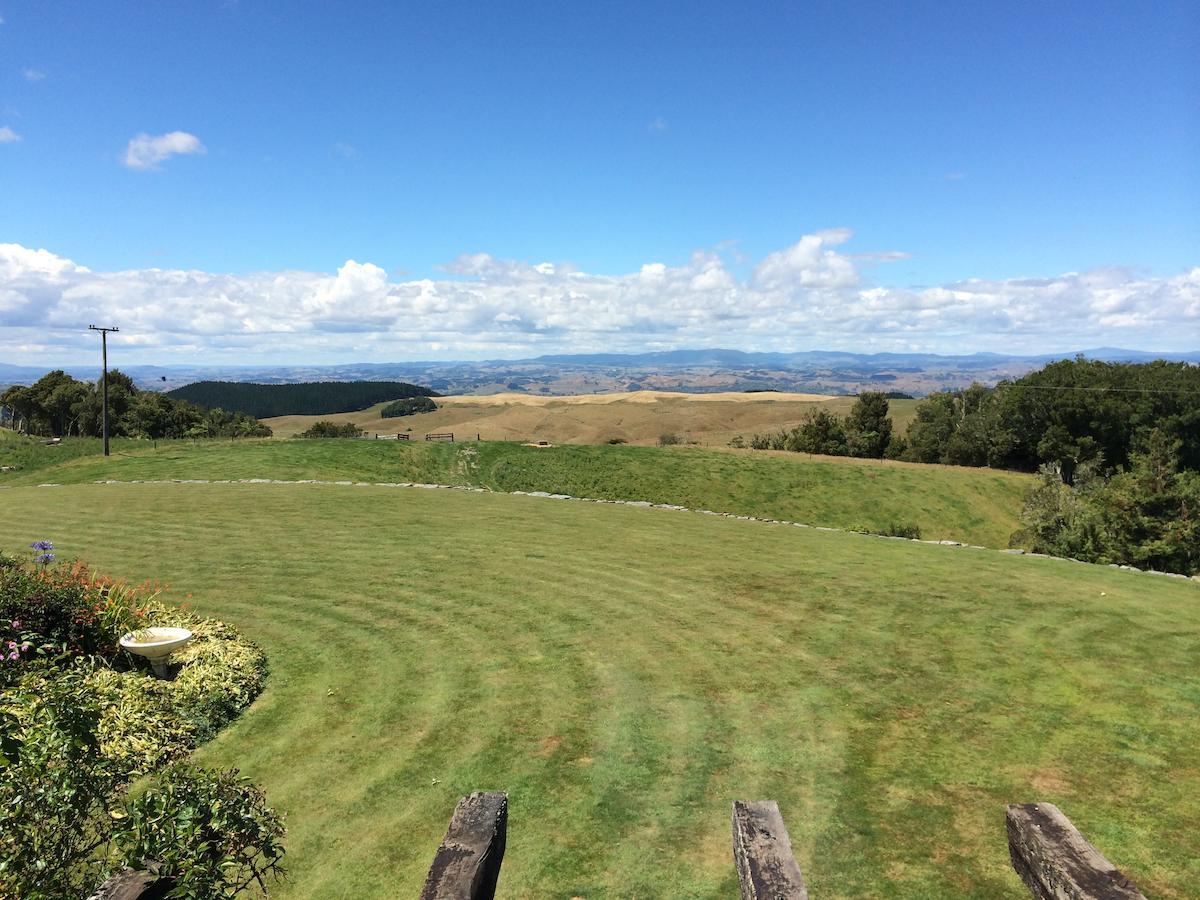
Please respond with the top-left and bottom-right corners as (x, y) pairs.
(92, 797), (1147, 899)
(425, 432), (454, 442)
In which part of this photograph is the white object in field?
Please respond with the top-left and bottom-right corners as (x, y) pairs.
(119, 626), (193, 678)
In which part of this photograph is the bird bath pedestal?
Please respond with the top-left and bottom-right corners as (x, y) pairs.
(120, 627), (193, 678)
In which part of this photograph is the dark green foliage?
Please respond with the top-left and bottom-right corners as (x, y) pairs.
(1013, 429), (1200, 574)
(168, 380), (439, 418)
(791, 409), (849, 455)
(114, 764), (285, 898)
(844, 392), (893, 458)
(750, 409), (850, 454)
(379, 396), (438, 418)
(0, 370), (270, 440)
(749, 396), (891, 458)
(297, 421), (365, 438)
(903, 359), (1200, 476)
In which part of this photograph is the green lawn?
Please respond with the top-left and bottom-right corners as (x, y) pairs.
(2, 482), (1197, 898)
(2, 436), (1031, 548)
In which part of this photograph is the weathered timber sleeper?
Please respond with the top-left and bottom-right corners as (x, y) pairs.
(731, 799), (809, 900)
(419, 791), (508, 900)
(1006, 803), (1146, 899)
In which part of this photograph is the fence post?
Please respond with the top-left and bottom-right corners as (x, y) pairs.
(731, 800), (808, 899)
(420, 791), (508, 900)
(1006, 803), (1146, 899)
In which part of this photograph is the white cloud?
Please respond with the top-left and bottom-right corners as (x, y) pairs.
(753, 228), (858, 290)
(22, 68), (46, 82)
(0, 126), (21, 143)
(122, 131), (206, 170)
(648, 117), (667, 133)
(332, 141), (357, 159)
(0, 235), (1196, 364)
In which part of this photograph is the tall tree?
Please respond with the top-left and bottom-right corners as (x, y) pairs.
(844, 392), (892, 458)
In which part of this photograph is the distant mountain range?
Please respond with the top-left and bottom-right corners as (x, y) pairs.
(526, 347), (1200, 368)
(2, 347), (1197, 398)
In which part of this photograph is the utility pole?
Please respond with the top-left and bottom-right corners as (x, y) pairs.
(89, 325), (119, 456)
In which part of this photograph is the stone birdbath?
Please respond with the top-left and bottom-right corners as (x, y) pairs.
(120, 626), (193, 678)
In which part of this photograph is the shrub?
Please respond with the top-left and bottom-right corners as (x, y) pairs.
(297, 421), (364, 438)
(0, 557), (153, 663)
(0, 552), (279, 897)
(114, 764), (285, 899)
(380, 396), (438, 418)
(658, 433), (683, 446)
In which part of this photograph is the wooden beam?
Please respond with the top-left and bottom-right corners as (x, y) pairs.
(1006, 803), (1146, 899)
(731, 800), (808, 900)
(88, 869), (173, 900)
(420, 791), (508, 900)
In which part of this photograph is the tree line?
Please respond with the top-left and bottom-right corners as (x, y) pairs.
(748, 359), (1199, 573)
(1, 370), (271, 439)
(167, 380), (439, 419)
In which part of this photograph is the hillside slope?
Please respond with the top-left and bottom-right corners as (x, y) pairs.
(4, 438), (1028, 547)
(262, 390), (920, 446)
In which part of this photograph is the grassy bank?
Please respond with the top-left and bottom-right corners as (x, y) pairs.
(2, 437), (1030, 547)
(1, 483), (1196, 897)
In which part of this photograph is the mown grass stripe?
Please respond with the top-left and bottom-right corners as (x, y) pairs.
(3, 483), (1198, 897)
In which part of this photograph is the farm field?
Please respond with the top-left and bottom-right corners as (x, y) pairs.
(2, 435), (1029, 547)
(261, 389), (922, 446)
(1, 482), (1197, 897)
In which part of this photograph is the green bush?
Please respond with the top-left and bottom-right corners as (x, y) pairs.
(379, 396), (438, 418)
(0, 553), (279, 897)
(1012, 430), (1200, 574)
(296, 421), (364, 438)
(115, 764), (285, 899)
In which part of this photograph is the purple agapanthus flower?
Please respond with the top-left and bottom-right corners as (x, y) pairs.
(36, 553), (55, 565)
(30, 540), (53, 552)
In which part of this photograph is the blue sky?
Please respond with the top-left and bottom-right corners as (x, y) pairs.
(0, 1), (1197, 364)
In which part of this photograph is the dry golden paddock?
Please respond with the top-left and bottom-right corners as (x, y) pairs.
(262, 390), (920, 445)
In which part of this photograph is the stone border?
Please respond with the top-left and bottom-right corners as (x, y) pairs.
(16, 478), (1198, 583)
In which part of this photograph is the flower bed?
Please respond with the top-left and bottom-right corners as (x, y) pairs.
(0, 542), (284, 898)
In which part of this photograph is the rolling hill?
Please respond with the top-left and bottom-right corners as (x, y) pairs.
(261, 390), (921, 447)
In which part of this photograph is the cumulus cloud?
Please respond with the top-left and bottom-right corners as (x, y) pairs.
(122, 131), (206, 170)
(0, 234), (1196, 364)
(0, 126), (21, 143)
